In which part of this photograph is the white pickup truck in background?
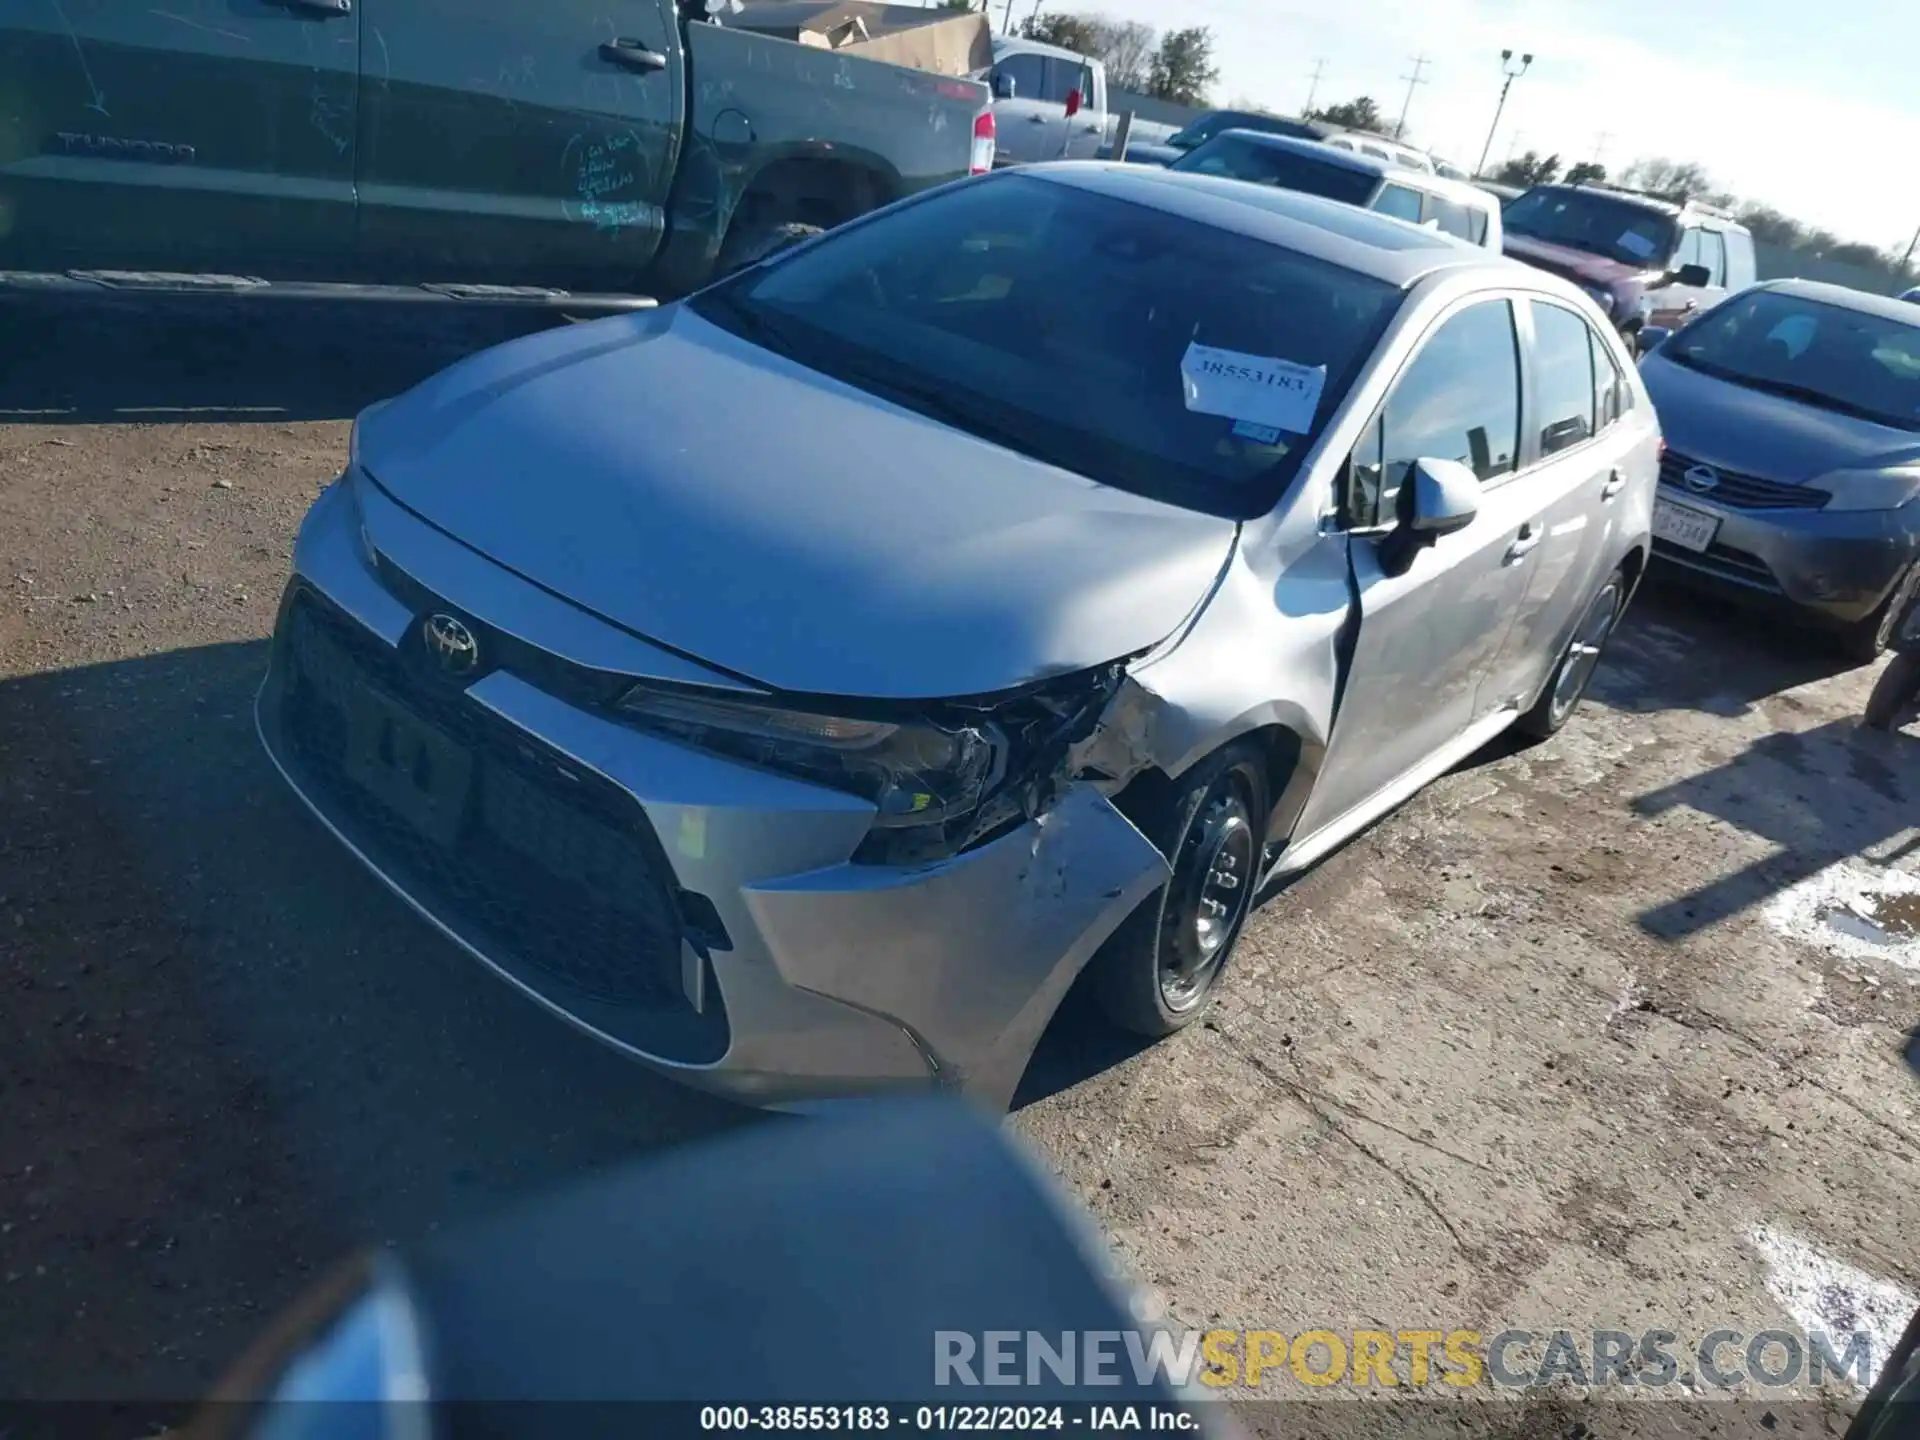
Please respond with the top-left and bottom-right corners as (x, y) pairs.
(981, 37), (1109, 166)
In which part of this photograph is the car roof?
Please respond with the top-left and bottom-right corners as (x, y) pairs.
(1201, 132), (1495, 209)
(1755, 277), (1920, 324)
(1019, 163), (1508, 287)
(1208, 129), (1388, 176)
(990, 35), (1093, 63)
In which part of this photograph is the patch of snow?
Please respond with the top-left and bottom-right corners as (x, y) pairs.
(1761, 861), (1920, 972)
(1750, 1224), (1917, 1392)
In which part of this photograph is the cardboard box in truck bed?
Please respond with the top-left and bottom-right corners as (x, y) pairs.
(727, 0), (992, 78)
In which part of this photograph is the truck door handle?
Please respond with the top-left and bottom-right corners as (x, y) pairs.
(1601, 470), (1627, 500)
(277, 0), (351, 14)
(600, 40), (668, 73)
(1504, 523), (1541, 564)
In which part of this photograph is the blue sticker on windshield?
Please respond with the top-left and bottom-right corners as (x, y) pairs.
(1232, 419), (1282, 444)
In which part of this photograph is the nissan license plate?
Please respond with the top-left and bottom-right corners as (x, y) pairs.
(1652, 497), (1720, 554)
(343, 691), (473, 848)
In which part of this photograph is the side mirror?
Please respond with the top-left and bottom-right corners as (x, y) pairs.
(1674, 262), (1712, 288)
(1407, 456), (1481, 536)
(1635, 324), (1672, 357)
(1380, 457), (1479, 576)
(992, 71), (1015, 99)
(1064, 88), (1082, 118)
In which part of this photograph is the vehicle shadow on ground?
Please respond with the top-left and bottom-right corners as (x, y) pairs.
(1629, 717), (1914, 940)
(1587, 572), (1862, 720)
(0, 639), (748, 1402)
(0, 301), (555, 426)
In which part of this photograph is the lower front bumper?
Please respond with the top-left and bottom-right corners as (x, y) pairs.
(256, 482), (1169, 1111)
(1650, 489), (1920, 627)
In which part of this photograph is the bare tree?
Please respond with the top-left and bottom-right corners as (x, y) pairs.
(1096, 17), (1156, 93)
(1564, 160), (1606, 186)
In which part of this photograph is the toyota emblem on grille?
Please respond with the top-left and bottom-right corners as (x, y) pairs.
(1682, 464), (1721, 494)
(422, 613), (479, 674)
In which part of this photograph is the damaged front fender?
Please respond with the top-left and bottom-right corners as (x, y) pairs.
(742, 783), (1170, 1112)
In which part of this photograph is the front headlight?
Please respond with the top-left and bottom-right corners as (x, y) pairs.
(615, 666), (1126, 864)
(615, 686), (1006, 831)
(1812, 467), (1920, 512)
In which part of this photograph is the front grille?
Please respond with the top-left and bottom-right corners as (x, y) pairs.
(273, 588), (728, 1059)
(1652, 537), (1783, 592)
(1659, 451), (1828, 511)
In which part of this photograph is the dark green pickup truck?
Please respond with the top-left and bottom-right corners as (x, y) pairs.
(0, 0), (993, 307)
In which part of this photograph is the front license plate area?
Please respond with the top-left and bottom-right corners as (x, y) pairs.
(1653, 497), (1720, 553)
(343, 691), (473, 849)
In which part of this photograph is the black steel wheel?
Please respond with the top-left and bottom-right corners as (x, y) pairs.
(1091, 742), (1269, 1038)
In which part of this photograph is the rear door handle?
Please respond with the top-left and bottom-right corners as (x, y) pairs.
(1601, 470), (1628, 500)
(1505, 522), (1542, 564)
(277, 0), (351, 14)
(600, 40), (668, 73)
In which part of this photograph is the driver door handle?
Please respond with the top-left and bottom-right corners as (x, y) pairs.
(1505, 522), (1542, 564)
(277, 0), (351, 14)
(600, 40), (668, 73)
(1601, 470), (1628, 500)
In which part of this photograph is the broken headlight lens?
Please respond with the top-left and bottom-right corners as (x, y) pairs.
(614, 686), (1007, 830)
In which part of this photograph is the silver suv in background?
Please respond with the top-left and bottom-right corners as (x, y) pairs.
(982, 37), (1108, 166)
(1169, 132), (1503, 249)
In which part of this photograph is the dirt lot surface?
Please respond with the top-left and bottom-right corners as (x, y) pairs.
(3, 303), (1916, 1431)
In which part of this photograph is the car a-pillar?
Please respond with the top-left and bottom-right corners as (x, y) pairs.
(714, 157), (890, 274)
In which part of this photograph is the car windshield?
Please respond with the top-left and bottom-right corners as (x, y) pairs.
(1502, 188), (1678, 267)
(1662, 288), (1920, 431)
(1169, 136), (1380, 208)
(689, 174), (1401, 519)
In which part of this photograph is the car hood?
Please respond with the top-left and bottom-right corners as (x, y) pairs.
(1640, 351), (1920, 481)
(355, 306), (1238, 700)
(1501, 233), (1646, 288)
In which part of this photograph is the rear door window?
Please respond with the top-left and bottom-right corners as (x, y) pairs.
(1042, 58), (1093, 104)
(1588, 326), (1627, 427)
(1372, 183), (1425, 223)
(1696, 229), (1728, 286)
(1422, 193), (1478, 243)
(1530, 301), (1597, 456)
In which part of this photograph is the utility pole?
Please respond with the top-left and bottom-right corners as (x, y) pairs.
(1303, 57), (1327, 114)
(1393, 55), (1430, 140)
(1902, 221), (1920, 275)
(1592, 130), (1612, 167)
(1001, 0), (1016, 34)
(1474, 49), (1533, 178)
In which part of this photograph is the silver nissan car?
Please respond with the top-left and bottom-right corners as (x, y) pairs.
(257, 165), (1658, 1110)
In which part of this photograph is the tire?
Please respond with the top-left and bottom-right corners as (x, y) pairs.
(1864, 651), (1920, 731)
(1837, 562), (1920, 665)
(714, 220), (824, 278)
(1089, 742), (1270, 1038)
(1516, 567), (1628, 741)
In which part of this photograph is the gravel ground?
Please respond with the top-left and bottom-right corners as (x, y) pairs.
(2, 303), (1916, 1430)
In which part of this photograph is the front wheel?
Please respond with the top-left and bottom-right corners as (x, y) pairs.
(1838, 562), (1920, 664)
(714, 220), (824, 278)
(1864, 651), (1920, 731)
(1089, 743), (1269, 1038)
(1516, 568), (1627, 741)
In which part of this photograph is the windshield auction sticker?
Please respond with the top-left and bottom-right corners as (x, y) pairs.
(1180, 344), (1327, 434)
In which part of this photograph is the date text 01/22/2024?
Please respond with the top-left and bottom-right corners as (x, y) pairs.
(697, 1405), (1200, 1432)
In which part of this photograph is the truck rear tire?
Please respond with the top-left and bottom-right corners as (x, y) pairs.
(715, 220), (824, 278)
(1865, 652), (1920, 731)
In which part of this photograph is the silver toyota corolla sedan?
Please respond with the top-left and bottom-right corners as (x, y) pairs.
(257, 165), (1658, 1110)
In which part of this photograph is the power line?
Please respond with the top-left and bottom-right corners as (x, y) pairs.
(1303, 57), (1327, 113)
(1393, 55), (1430, 139)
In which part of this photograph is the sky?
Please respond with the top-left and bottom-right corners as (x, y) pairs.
(1063, 0), (1920, 252)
